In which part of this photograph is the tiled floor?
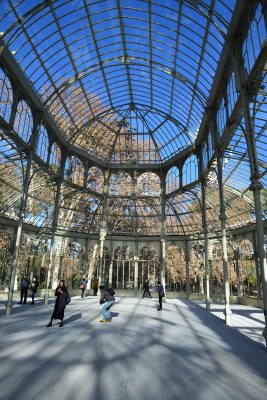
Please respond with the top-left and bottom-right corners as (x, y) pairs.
(195, 301), (266, 346)
(0, 296), (267, 400)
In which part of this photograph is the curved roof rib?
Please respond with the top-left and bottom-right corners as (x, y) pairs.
(0, 0), (235, 164)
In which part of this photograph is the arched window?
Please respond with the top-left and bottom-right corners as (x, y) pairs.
(216, 96), (226, 137)
(137, 172), (161, 196)
(64, 156), (84, 186)
(0, 231), (12, 288)
(58, 191), (101, 234)
(0, 68), (13, 123)
(166, 246), (186, 291)
(242, 3), (267, 75)
(14, 100), (33, 143)
(166, 202), (184, 235)
(182, 154), (198, 186)
(36, 124), (49, 162)
(87, 167), (104, 193)
(114, 245), (134, 263)
(25, 170), (54, 228)
(109, 172), (132, 196)
(166, 166), (179, 194)
(113, 245), (134, 289)
(0, 131), (24, 220)
(138, 245), (160, 287)
(239, 239), (257, 297)
(49, 142), (61, 173)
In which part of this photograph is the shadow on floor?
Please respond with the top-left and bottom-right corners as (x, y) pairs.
(64, 313), (83, 325)
(0, 298), (54, 317)
(110, 311), (119, 318)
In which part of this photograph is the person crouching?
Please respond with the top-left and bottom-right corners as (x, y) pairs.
(99, 285), (115, 323)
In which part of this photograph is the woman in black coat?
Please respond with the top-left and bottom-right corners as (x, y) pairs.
(46, 280), (69, 327)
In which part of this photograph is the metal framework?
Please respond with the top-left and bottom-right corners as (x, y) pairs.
(0, 0), (267, 340)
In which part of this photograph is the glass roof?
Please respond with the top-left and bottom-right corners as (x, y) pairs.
(0, 0), (235, 164)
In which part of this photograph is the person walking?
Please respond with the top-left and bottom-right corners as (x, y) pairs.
(79, 277), (88, 298)
(156, 280), (165, 311)
(30, 276), (39, 304)
(46, 280), (69, 327)
(142, 279), (152, 298)
(99, 285), (115, 323)
(18, 275), (31, 304)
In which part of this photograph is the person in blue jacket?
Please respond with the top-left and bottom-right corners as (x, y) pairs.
(156, 281), (165, 311)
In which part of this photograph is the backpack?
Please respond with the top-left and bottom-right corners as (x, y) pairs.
(79, 283), (85, 289)
(159, 286), (165, 297)
(107, 288), (115, 296)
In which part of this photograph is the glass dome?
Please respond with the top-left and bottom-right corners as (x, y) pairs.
(0, 0), (235, 164)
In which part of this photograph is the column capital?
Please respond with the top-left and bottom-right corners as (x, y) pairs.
(249, 182), (263, 191)
(51, 223), (58, 233)
(203, 227), (208, 235)
(201, 177), (209, 186)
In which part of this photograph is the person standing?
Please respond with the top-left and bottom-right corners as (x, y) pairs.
(92, 277), (98, 296)
(18, 275), (31, 304)
(46, 280), (69, 327)
(142, 279), (152, 298)
(156, 280), (165, 311)
(79, 277), (88, 298)
(99, 285), (115, 323)
(30, 276), (39, 304)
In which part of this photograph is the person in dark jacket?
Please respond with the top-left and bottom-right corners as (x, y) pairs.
(156, 281), (165, 311)
(142, 279), (152, 298)
(18, 275), (31, 304)
(46, 280), (69, 327)
(92, 277), (98, 296)
(79, 277), (88, 298)
(99, 285), (115, 323)
(30, 276), (39, 304)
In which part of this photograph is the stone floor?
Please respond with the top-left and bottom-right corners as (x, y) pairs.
(0, 296), (267, 400)
(196, 300), (266, 346)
